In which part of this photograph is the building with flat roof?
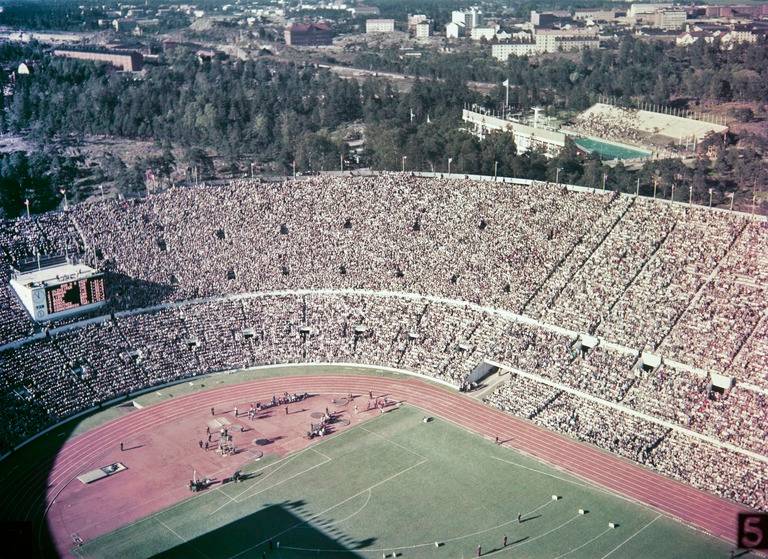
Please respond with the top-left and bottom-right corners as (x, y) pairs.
(452, 8), (482, 30)
(534, 28), (600, 53)
(654, 9), (687, 30)
(52, 47), (143, 71)
(414, 22), (431, 39)
(492, 41), (539, 60)
(463, 109), (566, 157)
(366, 18), (395, 33)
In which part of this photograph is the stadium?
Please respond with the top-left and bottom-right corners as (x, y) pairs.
(0, 172), (766, 558)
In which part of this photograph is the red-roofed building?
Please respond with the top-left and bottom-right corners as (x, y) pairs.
(284, 22), (334, 46)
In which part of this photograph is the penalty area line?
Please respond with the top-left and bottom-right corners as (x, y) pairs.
(226, 458), (428, 559)
(157, 518), (211, 559)
(598, 514), (661, 559)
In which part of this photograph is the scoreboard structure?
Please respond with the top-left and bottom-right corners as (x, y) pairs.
(10, 263), (107, 322)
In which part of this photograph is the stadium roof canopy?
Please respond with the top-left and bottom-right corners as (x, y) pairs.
(580, 103), (728, 141)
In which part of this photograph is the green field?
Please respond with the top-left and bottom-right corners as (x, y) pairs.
(74, 405), (734, 559)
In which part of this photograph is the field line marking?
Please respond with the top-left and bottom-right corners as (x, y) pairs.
(78, 422), (364, 548)
(435, 498), (555, 547)
(227, 458), (428, 559)
(598, 514), (661, 559)
(357, 426), (428, 460)
(553, 527), (612, 558)
(157, 517), (211, 559)
(311, 447), (333, 461)
(480, 514), (582, 557)
(232, 456), (332, 503)
(213, 454), (332, 515)
(327, 489), (372, 525)
(492, 455), (594, 489)
(221, 443), (334, 509)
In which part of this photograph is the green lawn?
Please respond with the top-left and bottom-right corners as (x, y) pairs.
(74, 405), (734, 559)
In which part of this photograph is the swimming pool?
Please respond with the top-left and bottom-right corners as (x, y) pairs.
(575, 137), (651, 160)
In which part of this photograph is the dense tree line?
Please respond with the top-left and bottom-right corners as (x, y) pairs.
(353, 36), (768, 108)
(0, 150), (82, 218)
(5, 43), (764, 215)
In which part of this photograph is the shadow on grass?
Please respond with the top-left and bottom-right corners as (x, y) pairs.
(149, 500), (374, 559)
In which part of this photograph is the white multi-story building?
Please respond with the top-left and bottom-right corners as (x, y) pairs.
(573, 9), (619, 22)
(446, 21), (464, 38)
(366, 19), (395, 33)
(492, 41), (539, 60)
(629, 3), (674, 25)
(415, 22), (431, 38)
(534, 28), (599, 53)
(451, 7), (482, 30)
(653, 9), (687, 30)
(629, 3), (673, 18)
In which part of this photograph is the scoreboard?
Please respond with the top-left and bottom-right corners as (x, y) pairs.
(10, 263), (107, 322)
(44, 276), (106, 315)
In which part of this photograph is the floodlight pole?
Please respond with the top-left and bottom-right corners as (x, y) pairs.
(99, 184), (105, 204)
(689, 185), (693, 206)
(556, 167), (562, 185)
(708, 188), (713, 208)
(671, 183), (676, 202)
(729, 192), (734, 211)
(494, 160), (498, 181)
(448, 157), (453, 175)
(635, 177), (640, 196)
(60, 189), (69, 211)
(24, 199), (30, 218)
(753, 179), (758, 215)
(401, 155), (407, 173)
(653, 177), (658, 199)
(602, 173), (607, 191)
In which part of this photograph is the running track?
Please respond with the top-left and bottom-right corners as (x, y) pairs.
(0, 375), (748, 557)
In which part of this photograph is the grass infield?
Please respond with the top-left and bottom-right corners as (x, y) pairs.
(73, 405), (732, 559)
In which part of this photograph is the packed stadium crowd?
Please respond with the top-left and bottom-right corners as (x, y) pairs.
(0, 176), (764, 378)
(485, 373), (767, 511)
(1, 291), (767, 513)
(570, 109), (647, 145)
(0, 174), (766, 515)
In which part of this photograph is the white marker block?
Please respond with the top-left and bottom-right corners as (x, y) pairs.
(551, 495), (559, 501)
(435, 542), (440, 547)
(578, 509), (586, 515)
(609, 522), (616, 528)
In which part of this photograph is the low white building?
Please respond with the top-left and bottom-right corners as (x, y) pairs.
(470, 25), (499, 41)
(463, 109), (566, 157)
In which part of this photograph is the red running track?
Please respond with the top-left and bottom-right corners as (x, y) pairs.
(0, 374), (747, 557)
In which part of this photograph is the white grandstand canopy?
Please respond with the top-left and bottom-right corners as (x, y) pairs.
(580, 103), (728, 141)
